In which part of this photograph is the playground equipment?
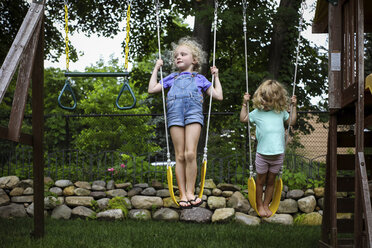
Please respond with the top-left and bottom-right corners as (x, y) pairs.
(313, 0), (372, 247)
(245, 0), (305, 217)
(58, 0), (136, 110)
(0, 0), (45, 238)
(152, 0), (219, 206)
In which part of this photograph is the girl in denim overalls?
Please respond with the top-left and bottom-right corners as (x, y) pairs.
(148, 37), (223, 209)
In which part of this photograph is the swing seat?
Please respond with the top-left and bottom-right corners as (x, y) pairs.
(198, 160), (207, 199)
(366, 73), (372, 94)
(248, 176), (283, 217)
(151, 161), (179, 206)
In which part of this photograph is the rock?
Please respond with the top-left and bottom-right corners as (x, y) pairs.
(212, 188), (222, 196)
(65, 196), (94, 207)
(203, 179), (217, 189)
(133, 183), (148, 189)
(304, 189), (315, 196)
(50, 187), (63, 196)
(0, 203), (27, 218)
(211, 208), (235, 223)
(55, 180), (73, 188)
(11, 195), (33, 203)
(163, 197), (180, 209)
(106, 189), (127, 198)
(23, 187), (33, 195)
(217, 183), (241, 191)
(156, 189), (170, 198)
(51, 205), (72, 220)
(17, 179), (33, 189)
(63, 186), (75, 196)
(151, 180), (164, 190)
(207, 196), (226, 210)
(277, 199), (298, 214)
(74, 188), (91, 196)
(0, 176), (20, 189)
(222, 191), (234, 197)
(153, 208), (179, 221)
(286, 189), (304, 200)
(92, 181), (106, 191)
(44, 177), (54, 186)
(298, 195), (317, 213)
(0, 188), (10, 206)
(90, 191), (106, 199)
(97, 209), (124, 220)
(227, 191), (251, 214)
(115, 182), (132, 189)
(74, 181), (91, 190)
(297, 212), (322, 225)
(127, 187), (143, 197)
(44, 196), (59, 209)
(71, 206), (95, 219)
(180, 207), (213, 223)
(97, 198), (110, 210)
(263, 214), (293, 225)
(317, 197), (324, 210)
(141, 187), (156, 196)
(235, 212), (261, 225)
(128, 209), (151, 220)
(131, 196), (163, 210)
(106, 180), (115, 190)
(314, 187), (324, 198)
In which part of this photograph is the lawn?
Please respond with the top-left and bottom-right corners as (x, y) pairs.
(0, 217), (321, 248)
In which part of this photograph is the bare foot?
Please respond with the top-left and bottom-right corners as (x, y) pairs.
(179, 197), (191, 208)
(264, 206), (273, 217)
(257, 206), (267, 217)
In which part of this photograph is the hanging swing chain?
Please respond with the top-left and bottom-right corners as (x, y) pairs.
(282, 0), (307, 177)
(156, 0), (171, 168)
(202, 0), (218, 163)
(64, 0), (69, 72)
(242, 0), (254, 178)
(124, 0), (132, 72)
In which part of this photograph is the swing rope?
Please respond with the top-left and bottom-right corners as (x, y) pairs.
(116, 0), (136, 110)
(155, 0), (171, 168)
(58, 0), (77, 110)
(197, 0), (219, 199)
(202, 0), (218, 166)
(281, 0), (306, 177)
(123, 0), (131, 71)
(242, 0), (253, 179)
(64, 0), (69, 72)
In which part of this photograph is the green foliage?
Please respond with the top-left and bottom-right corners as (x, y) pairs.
(90, 200), (100, 213)
(293, 213), (307, 225)
(107, 197), (129, 218)
(282, 170), (308, 190)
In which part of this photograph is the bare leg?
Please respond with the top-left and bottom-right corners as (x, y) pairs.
(184, 123), (202, 205)
(170, 126), (190, 208)
(256, 173), (267, 217)
(263, 172), (277, 217)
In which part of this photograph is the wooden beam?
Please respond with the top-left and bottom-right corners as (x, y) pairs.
(358, 152), (372, 247)
(31, 2), (45, 238)
(0, 1), (44, 104)
(0, 126), (33, 146)
(328, 2), (342, 109)
(8, 20), (42, 142)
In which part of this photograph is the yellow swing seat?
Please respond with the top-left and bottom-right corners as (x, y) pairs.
(366, 73), (372, 94)
(152, 160), (208, 206)
(248, 176), (283, 217)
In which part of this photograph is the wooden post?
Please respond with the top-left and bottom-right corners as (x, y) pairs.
(31, 15), (44, 239)
(354, 0), (365, 246)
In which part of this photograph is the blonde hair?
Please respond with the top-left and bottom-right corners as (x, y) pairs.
(252, 79), (289, 112)
(171, 37), (206, 72)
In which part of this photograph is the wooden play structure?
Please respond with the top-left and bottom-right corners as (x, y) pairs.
(0, 0), (45, 238)
(313, 0), (372, 247)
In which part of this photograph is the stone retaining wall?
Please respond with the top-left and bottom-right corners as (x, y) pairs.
(0, 175), (327, 225)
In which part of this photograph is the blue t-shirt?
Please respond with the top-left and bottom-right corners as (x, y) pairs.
(161, 72), (212, 95)
(249, 109), (289, 155)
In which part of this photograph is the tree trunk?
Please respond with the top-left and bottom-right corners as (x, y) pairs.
(193, 0), (213, 76)
(192, 0), (214, 154)
(268, 0), (301, 80)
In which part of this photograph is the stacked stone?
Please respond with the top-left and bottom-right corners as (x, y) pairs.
(0, 175), (327, 225)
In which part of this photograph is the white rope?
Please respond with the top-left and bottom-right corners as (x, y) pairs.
(202, 0), (218, 163)
(155, 0), (172, 168)
(242, 0), (254, 178)
(281, 0), (307, 177)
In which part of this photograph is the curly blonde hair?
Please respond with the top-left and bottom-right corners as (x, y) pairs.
(252, 80), (289, 112)
(171, 37), (206, 72)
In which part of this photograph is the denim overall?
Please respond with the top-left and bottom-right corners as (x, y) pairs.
(166, 72), (204, 128)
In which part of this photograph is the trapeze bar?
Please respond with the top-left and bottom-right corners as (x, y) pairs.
(65, 72), (130, 77)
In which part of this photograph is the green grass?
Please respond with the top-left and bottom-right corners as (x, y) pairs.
(0, 218), (321, 248)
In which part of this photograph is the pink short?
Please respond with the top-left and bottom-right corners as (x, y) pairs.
(255, 153), (284, 174)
